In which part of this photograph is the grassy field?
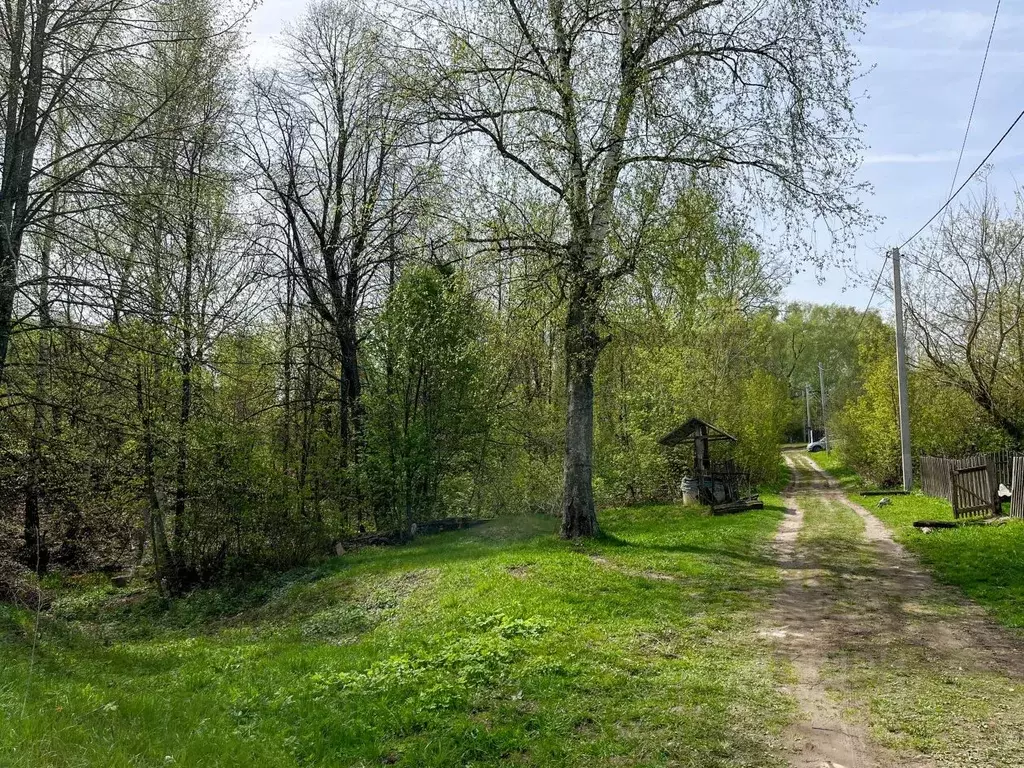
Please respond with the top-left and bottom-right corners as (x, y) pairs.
(1, 500), (793, 768)
(813, 453), (1024, 629)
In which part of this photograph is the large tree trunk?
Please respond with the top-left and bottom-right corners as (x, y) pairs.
(337, 297), (364, 527)
(337, 314), (361, 457)
(22, 215), (54, 574)
(0, 1), (50, 382)
(560, 275), (601, 538)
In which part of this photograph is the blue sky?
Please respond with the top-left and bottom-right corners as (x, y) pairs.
(247, 1), (1024, 313)
(785, 1), (1024, 310)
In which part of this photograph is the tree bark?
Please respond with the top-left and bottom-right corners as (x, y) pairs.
(0, 265), (14, 382)
(136, 365), (174, 594)
(560, 274), (601, 538)
(0, 0), (50, 381)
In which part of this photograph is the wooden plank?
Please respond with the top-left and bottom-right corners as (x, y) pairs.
(949, 464), (960, 518)
(1012, 457), (1024, 519)
(989, 460), (1000, 516)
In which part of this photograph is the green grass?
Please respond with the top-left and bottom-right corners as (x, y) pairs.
(797, 490), (874, 574)
(811, 455), (1024, 630)
(807, 450), (861, 490)
(1, 502), (793, 768)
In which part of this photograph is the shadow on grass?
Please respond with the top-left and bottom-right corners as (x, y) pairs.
(595, 503), (787, 568)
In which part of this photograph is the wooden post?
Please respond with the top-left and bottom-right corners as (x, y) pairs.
(1011, 456), (1024, 519)
(694, 423), (710, 472)
(949, 465), (960, 518)
(989, 460), (1000, 517)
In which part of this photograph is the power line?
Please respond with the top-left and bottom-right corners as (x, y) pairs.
(899, 105), (1024, 250)
(947, 0), (1002, 200)
(843, 6), (1008, 344)
(853, 251), (889, 338)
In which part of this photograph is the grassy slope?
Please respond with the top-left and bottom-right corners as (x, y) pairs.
(1, 501), (792, 768)
(813, 453), (1024, 630)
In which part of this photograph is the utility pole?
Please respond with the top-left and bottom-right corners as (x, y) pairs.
(818, 362), (828, 452)
(804, 384), (812, 443)
(892, 247), (913, 491)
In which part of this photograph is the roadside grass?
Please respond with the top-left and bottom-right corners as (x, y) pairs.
(1, 501), (792, 768)
(807, 450), (861, 491)
(811, 454), (1024, 630)
(793, 487), (1024, 763)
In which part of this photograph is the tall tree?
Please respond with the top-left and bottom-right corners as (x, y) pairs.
(411, 0), (870, 536)
(0, 0), (223, 382)
(245, 1), (436, 518)
(904, 190), (1024, 443)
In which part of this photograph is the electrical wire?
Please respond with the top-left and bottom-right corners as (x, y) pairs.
(856, 4), (1005, 337)
(947, 0), (1002, 200)
(899, 105), (1024, 250)
(853, 251), (890, 338)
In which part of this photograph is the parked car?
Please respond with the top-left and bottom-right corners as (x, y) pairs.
(807, 439), (826, 453)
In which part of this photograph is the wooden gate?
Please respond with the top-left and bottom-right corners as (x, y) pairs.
(1011, 456), (1024, 519)
(949, 462), (999, 519)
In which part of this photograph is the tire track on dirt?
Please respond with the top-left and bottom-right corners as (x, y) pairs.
(766, 451), (906, 768)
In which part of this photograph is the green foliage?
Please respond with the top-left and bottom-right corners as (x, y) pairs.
(831, 331), (901, 486)
(831, 323), (1009, 484)
(729, 370), (792, 484)
(770, 303), (891, 441)
(594, 191), (791, 502)
(910, 373), (1009, 457)
(364, 266), (494, 529)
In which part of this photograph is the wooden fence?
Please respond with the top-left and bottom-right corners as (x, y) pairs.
(920, 450), (1024, 519)
(920, 450), (1017, 501)
(1013, 457), (1024, 519)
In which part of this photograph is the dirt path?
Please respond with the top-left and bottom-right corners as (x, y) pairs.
(767, 451), (1024, 768)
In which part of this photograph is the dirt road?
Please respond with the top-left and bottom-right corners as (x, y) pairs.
(767, 451), (1024, 768)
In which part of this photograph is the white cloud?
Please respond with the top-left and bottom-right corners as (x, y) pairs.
(864, 148), (1024, 166)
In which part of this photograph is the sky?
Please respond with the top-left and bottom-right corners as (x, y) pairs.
(244, 0), (1024, 314)
(784, 1), (1024, 311)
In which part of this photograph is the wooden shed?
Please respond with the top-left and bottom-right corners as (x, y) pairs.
(659, 417), (762, 513)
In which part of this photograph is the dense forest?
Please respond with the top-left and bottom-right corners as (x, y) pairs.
(2, 0), (1020, 600)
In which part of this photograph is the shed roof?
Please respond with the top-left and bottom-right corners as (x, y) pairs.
(658, 417), (737, 447)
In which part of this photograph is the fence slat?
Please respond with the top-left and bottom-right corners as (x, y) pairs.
(920, 451), (1021, 505)
(1012, 457), (1024, 519)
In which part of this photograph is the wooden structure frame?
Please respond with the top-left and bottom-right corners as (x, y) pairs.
(659, 418), (759, 511)
(659, 418), (737, 470)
